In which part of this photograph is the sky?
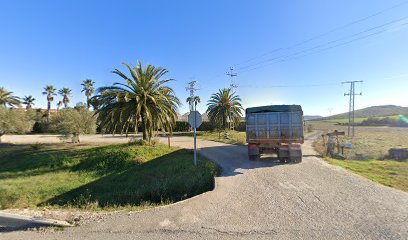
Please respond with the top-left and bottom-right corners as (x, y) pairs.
(0, 0), (407, 116)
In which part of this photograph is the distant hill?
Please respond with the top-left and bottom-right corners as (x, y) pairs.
(304, 115), (323, 120)
(319, 105), (408, 120)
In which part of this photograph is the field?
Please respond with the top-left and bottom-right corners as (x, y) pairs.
(310, 121), (408, 191)
(0, 142), (219, 210)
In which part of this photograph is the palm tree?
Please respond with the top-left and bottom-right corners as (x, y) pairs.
(22, 95), (36, 110)
(81, 79), (96, 109)
(94, 61), (180, 142)
(206, 88), (243, 130)
(186, 96), (200, 112)
(58, 87), (72, 108)
(0, 87), (21, 108)
(43, 85), (57, 120)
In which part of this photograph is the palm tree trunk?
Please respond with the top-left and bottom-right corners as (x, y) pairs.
(141, 111), (148, 141)
(223, 112), (227, 129)
(47, 101), (51, 121)
(87, 96), (90, 109)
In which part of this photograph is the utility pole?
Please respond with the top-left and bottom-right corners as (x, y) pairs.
(186, 81), (198, 111)
(327, 108), (334, 118)
(226, 67), (238, 130)
(342, 81), (363, 137)
(186, 81), (199, 166)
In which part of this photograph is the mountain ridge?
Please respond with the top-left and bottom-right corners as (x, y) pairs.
(318, 105), (408, 120)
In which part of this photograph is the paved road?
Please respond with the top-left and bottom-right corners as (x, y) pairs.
(1, 134), (408, 239)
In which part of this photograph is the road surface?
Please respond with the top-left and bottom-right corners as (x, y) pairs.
(1, 134), (408, 239)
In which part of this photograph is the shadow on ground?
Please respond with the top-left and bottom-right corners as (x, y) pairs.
(199, 145), (298, 177)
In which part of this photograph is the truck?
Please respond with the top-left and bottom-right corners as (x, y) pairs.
(246, 105), (304, 163)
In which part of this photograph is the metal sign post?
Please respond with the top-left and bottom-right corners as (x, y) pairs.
(188, 111), (202, 166)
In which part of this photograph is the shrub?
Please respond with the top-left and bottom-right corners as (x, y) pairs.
(234, 121), (246, 132)
(197, 121), (216, 131)
(174, 121), (190, 132)
(49, 108), (97, 143)
(0, 107), (34, 142)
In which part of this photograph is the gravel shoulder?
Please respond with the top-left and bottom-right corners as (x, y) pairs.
(1, 134), (408, 239)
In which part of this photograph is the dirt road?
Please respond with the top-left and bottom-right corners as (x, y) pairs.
(1, 134), (408, 239)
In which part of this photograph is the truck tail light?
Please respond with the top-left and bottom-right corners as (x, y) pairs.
(280, 145), (289, 150)
(249, 145), (258, 150)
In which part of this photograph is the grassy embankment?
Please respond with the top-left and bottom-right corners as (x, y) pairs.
(311, 121), (408, 192)
(173, 130), (247, 145)
(0, 142), (219, 210)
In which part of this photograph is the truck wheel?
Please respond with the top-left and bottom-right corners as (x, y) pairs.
(280, 157), (289, 163)
(290, 156), (302, 163)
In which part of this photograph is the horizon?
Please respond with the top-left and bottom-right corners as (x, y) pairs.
(1, 0), (407, 116)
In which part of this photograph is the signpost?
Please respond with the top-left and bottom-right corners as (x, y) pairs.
(188, 111), (202, 166)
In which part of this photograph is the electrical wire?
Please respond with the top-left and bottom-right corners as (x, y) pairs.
(237, 20), (408, 73)
(232, 1), (408, 69)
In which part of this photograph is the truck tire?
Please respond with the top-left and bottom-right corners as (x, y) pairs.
(279, 157), (288, 163)
(290, 156), (302, 163)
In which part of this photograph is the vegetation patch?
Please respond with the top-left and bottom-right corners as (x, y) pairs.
(325, 158), (408, 192)
(0, 143), (219, 210)
(312, 121), (408, 192)
(174, 130), (246, 145)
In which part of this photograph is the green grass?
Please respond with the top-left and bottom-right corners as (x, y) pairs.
(0, 143), (219, 210)
(324, 118), (368, 123)
(323, 115), (400, 124)
(325, 158), (408, 192)
(173, 131), (247, 145)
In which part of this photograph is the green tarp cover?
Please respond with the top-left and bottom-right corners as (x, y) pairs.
(246, 105), (303, 114)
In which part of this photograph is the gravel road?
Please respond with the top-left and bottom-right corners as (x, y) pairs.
(1, 133), (408, 239)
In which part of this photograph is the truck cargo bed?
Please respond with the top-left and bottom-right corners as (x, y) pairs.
(246, 105), (304, 144)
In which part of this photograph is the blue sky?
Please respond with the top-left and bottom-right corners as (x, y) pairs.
(0, 0), (407, 116)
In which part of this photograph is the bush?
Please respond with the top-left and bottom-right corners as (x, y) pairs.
(174, 121), (190, 132)
(197, 121), (216, 131)
(49, 108), (97, 143)
(0, 107), (35, 142)
(234, 121), (246, 132)
(306, 124), (314, 133)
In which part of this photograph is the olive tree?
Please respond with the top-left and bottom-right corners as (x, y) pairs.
(0, 107), (34, 143)
(50, 108), (97, 143)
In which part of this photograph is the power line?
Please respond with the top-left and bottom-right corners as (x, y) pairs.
(233, 1), (408, 69)
(237, 19), (408, 73)
(226, 67), (238, 130)
(238, 82), (339, 88)
(342, 81), (363, 137)
(226, 67), (238, 89)
(237, 16), (408, 71)
(185, 81), (199, 112)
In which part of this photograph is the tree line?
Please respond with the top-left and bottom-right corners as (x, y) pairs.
(0, 60), (243, 143)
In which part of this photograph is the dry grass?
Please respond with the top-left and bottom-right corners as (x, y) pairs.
(310, 121), (408, 159)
